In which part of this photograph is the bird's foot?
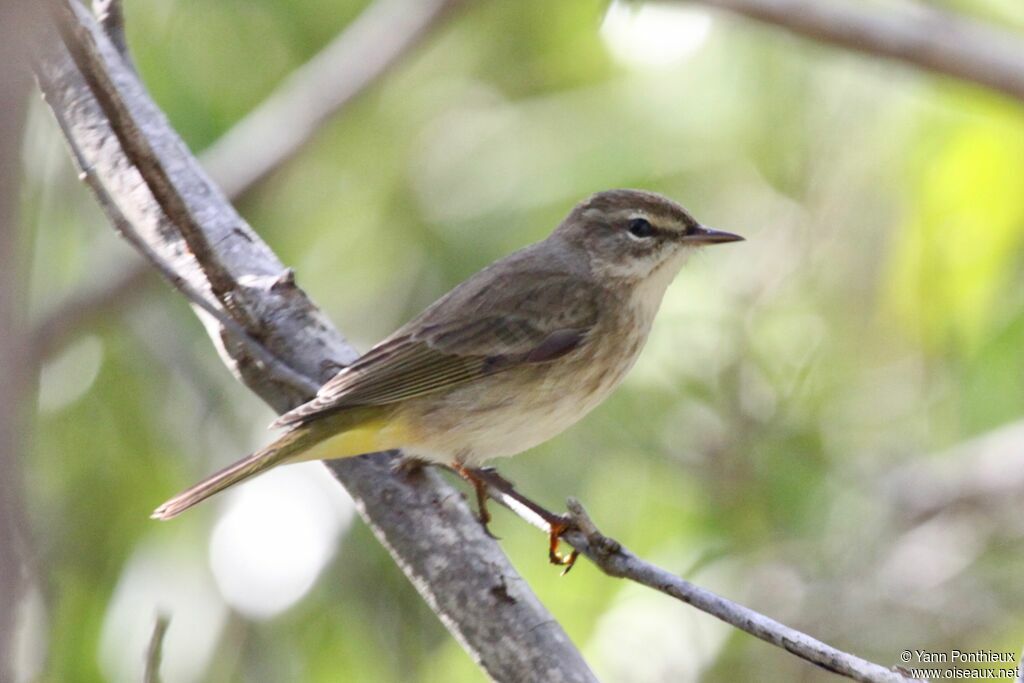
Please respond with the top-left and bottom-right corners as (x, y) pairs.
(450, 465), (579, 573)
(546, 515), (580, 575)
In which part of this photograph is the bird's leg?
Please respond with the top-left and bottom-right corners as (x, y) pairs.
(396, 457), (499, 538)
(463, 467), (579, 574)
(452, 463), (499, 539)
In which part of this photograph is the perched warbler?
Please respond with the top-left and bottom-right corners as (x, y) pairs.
(152, 189), (742, 534)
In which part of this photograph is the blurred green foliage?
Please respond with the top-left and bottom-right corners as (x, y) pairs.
(19, 0), (1024, 681)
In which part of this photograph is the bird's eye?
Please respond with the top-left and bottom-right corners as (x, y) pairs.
(627, 218), (655, 239)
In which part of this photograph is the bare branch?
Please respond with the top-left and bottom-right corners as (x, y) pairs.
(0, 94), (28, 683)
(32, 0), (463, 364)
(686, 0), (1024, 103)
(473, 474), (920, 683)
(53, 1), (251, 323)
(35, 86), (319, 396)
(561, 500), (919, 683)
(202, 0), (464, 199)
(91, 0), (130, 65)
(36, 3), (597, 681)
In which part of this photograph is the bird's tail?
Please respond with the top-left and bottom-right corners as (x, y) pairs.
(152, 406), (403, 520)
(151, 425), (324, 521)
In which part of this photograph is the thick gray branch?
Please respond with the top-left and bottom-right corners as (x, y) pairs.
(33, 0), (462, 364)
(37, 3), (595, 681)
(686, 0), (1024, 103)
(38, 87), (319, 396)
(54, 2), (247, 321)
(91, 0), (130, 66)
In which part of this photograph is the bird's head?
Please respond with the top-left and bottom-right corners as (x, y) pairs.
(554, 189), (743, 283)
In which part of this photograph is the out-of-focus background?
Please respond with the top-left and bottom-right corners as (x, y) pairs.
(8, 0), (1024, 681)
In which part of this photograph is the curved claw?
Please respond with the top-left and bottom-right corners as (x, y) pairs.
(547, 517), (579, 575)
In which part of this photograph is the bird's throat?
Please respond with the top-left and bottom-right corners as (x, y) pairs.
(630, 251), (690, 326)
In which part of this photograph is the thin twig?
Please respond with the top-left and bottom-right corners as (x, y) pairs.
(686, 0), (1024, 103)
(563, 499), (919, 683)
(143, 614), (170, 683)
(476, 475), (921, 683)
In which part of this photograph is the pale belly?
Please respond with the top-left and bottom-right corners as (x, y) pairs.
(397, 326), (646, 467)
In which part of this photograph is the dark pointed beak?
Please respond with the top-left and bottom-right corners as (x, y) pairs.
(682, 224), (744, 245)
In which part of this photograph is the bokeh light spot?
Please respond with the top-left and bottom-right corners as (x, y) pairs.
(208, 461), (355, 619)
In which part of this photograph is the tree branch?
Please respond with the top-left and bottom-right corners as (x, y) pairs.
(54, 1), (253, 323)
(36, 2), (596, 681)
(91, 0), (130, 66)
(685, 0), (1024, 103)
(560, 500), (918, 683)
(474, 473), (921, 683)
(36, 87), (319, 396)
(32, 0), (462, 365)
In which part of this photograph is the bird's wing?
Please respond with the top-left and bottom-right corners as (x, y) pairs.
(272, 271), (602, 428)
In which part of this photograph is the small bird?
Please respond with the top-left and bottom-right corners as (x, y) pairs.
(152, 189), (742, 553)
